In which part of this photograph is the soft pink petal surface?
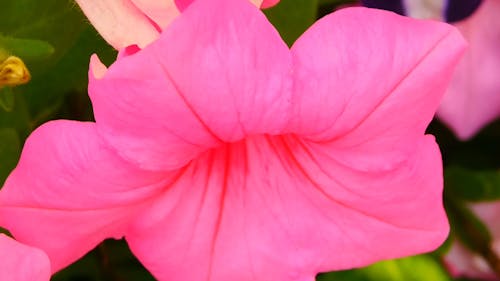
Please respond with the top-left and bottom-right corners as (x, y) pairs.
(75, 0), (161, 49)
(89, 0), (291, 171)
(0, 121), (171, 272)
(0, 0), (466, 280)
(127, 135), (446, 281)
(437, 0), (500, 140)
(0, 234), (50, 281)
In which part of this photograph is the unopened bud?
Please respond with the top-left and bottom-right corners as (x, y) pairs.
(0, 56), (31, 87)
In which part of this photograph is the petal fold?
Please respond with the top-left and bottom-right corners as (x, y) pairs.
(0, 234), (50, 281)
(0, 121), (168, 272)
(90, 0), (291, 171)
(75, 0), (160, 49)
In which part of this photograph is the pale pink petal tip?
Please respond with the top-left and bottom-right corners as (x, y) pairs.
(0, 234), (51, 281)
(75, 0), (160, 49)
(90, 54), (107, 79)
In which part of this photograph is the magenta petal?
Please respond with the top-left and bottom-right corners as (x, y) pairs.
(437, 0), (500, 140)
(0, 234), (50, 281)
(0, 121), (169, 272)
(261, 0), (280, 8)
(90, 0), (291, 171)
(126, 135), (446, 281)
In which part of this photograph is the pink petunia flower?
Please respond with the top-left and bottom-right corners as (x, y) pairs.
(0, 0), (465, 280)
(445, 202), (500, 280)
(364, 0), (500, 140)
(0, 234), (51, 281)
(437, 0), (500, 140)
(75, 0), (280, 50)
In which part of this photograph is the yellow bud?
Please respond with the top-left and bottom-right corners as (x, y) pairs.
(0, 56), (31, 87)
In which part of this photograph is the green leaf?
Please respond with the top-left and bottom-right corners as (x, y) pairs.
(444, 195), (492, 257)
(0, 34), (55, 61)
(265, 0), (319, 46)
(317, 255), (452, 281)
(0, 0), (87, 73)
(363, 256), (450, 281)
(0, 87), (15, 112)
(445, 166), (500, 202)
(0, 128), (20, 186)
(20, 25), (117, 125)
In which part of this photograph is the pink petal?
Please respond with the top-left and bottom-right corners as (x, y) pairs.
(289, 7), (465, 170)
(89, 0), (291, 171)
(0, 234), (50, 281)
(116, 5), (464, 281)
(2, 2), (466, 281)
(175, 0), (279, 10)
(90, 54), (108, 79)
(126, 135), (446, 281)
(131, 0), (180, 30)
(0, 121), (170, 272)
(75, 0), (160, 49)
(437, 0), (500, 140)
(261, 0), (280, 8)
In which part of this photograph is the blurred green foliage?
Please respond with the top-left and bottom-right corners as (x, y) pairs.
(446, 167), (500, 202)
(264, 0), (318, 46)
(52, 240), (154, 281)
(0, 128), (20, 184)
(318, 255), (452, 281)
(0, 0), (499, 280)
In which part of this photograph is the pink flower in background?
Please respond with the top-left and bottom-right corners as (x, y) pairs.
(363, 0), (500, 140)
(437, 0), (500, 140)
(0, 0), (465, 280)
(75, 0), (280, 49)
(0, 234), (50, 281)
(445, 202), (500, 280)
